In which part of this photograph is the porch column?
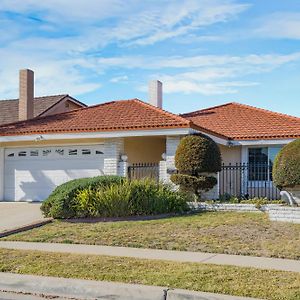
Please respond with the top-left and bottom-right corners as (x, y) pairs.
(0, 148), (4, 201)
(103, 138), (124, 176)
(159, 136), (181, 183)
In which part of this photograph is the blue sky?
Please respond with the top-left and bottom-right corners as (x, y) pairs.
(0, 0), (300, 116)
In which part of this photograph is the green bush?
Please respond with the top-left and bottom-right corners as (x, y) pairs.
(273, 139), (300, 189)
(240, 198), (285, 209)
(41, 176), (124, 218)
(171, 133), (221, 200)
(42, 177), (190, 219)
(174, 134), (221, 174)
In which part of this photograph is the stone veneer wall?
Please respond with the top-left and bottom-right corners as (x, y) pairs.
(103, 138), (124, 176)
(189, 202), (300, 224)
(0, 148), (4, 201)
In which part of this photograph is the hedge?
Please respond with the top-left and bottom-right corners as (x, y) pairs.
(273, 139), (300, 189)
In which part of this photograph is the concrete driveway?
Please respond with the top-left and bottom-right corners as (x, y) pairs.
(0, 202), (44, 233)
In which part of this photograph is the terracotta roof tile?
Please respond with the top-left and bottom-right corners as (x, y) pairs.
(182, 102), (300, 140)
(0, 99), (192, 136)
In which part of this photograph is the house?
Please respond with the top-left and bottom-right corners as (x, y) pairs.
(0, 75), (299, 202)
(0, 69), (86, 126)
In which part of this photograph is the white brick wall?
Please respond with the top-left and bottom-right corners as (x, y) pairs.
(0, 148), (3, 201)
(159, 136), (181, 183)
(189, 203), (300, 224)
(103, 138), (124, 175)
(268, 207), (300, 224)
(118, 161), (128, 177)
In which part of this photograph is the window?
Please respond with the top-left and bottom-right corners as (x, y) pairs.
(18, 151), (27, 157)
(248, 146), (282, 181)
(30, 150), (39, 157)
(82, 149), (91, 155)
(43, 149), (51, 156)
(69, 149), (77, 156)
(55, 149), (64, 156)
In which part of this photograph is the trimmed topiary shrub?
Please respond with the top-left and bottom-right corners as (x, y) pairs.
(42, 177), (190, 219)
(273, 139), (300, 189)
(41, 176), (124, 218)
(171, 133), (221, 200)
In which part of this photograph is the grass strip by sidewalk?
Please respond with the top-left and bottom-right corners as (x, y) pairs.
(4, 212), (300, 260)
(0, 248), (299, 300)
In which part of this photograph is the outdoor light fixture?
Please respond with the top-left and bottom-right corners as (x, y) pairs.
(161, 152), (167, 160)
(121, 154), (128, 162)
(227, 140), (234, 147)
(35, 135), (44, 141)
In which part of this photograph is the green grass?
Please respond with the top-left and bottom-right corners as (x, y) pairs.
(0, 248), (299, 300)
(4, 212), (300, 259)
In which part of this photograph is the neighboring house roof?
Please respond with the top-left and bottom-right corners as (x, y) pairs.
(182, 102), (300, 140)
(0, 99), (193, 136)
(0, 94), (86, 125)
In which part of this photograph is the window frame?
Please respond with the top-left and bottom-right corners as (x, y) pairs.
(247, 146), (282, 184)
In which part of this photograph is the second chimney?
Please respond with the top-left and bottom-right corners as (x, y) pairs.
(149, 80), (162, 109)
(19, 69), (34, 121)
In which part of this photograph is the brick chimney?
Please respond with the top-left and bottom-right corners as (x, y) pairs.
(19, 69), (34, 121)
(149, 80), (162, 109)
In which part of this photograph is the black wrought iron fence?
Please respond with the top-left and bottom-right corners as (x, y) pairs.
(219, 163), (280, 200)
(128, 163), (159, 182)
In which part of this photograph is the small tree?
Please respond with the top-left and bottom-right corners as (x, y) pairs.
(273, 139), (300, 189)
(170, 133), (221, 200)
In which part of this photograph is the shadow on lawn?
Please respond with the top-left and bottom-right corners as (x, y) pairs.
(62, 211), (201, 224)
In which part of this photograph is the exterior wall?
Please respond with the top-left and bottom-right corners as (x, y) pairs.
(103, 138), (124, 175)
(159, 136), (181, 183)
(40, 98), (84, 116)
(219, 145), (242, 164)
(0, 148), (4, 201)
(124, 136), (165, 164)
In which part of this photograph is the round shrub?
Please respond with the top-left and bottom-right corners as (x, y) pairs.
(175, 134), (221, 174)
(41, 176), (124, 218)
(273, 139), (300, 189)
(170, 174), (217, 192)
(171, 133), (221, 200)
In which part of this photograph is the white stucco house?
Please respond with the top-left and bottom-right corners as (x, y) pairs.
(0, 70), (299, 202)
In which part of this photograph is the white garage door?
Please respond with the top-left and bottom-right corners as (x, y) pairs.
(4, 145), (105, 202)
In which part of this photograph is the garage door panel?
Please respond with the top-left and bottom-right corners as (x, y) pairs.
(4, 145), (105, 202)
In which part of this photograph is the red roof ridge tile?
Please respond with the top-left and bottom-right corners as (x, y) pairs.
(131, 98), (191, 125)
(181, 102), (235, 117)
(182, 101), (300, 121)
(230, 102), (300, 121)
(0, 98), (194, 136)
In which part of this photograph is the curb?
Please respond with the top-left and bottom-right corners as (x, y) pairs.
(0, 219), (52, 238)
(0, 272), (262, 300)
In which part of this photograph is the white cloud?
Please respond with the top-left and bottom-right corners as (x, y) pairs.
(0, 0), (251, 98)
(110, 75), (129, 83)
(256, 13), (300, 40)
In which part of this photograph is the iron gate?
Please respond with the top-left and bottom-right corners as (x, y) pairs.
(128, 163), (159, 182)
(219, 163), (280, 200)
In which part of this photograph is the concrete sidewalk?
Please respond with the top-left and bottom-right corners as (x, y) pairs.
(0, 272), (262, 300)
(0, 241), (299, 272)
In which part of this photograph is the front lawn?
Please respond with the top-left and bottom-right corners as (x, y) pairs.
(4, 212), (300, 260)
(0, 248), (299, 300)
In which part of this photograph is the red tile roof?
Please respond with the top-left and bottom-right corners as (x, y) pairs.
(0, 99), (193, 136)
(182, 102), (300, 140)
